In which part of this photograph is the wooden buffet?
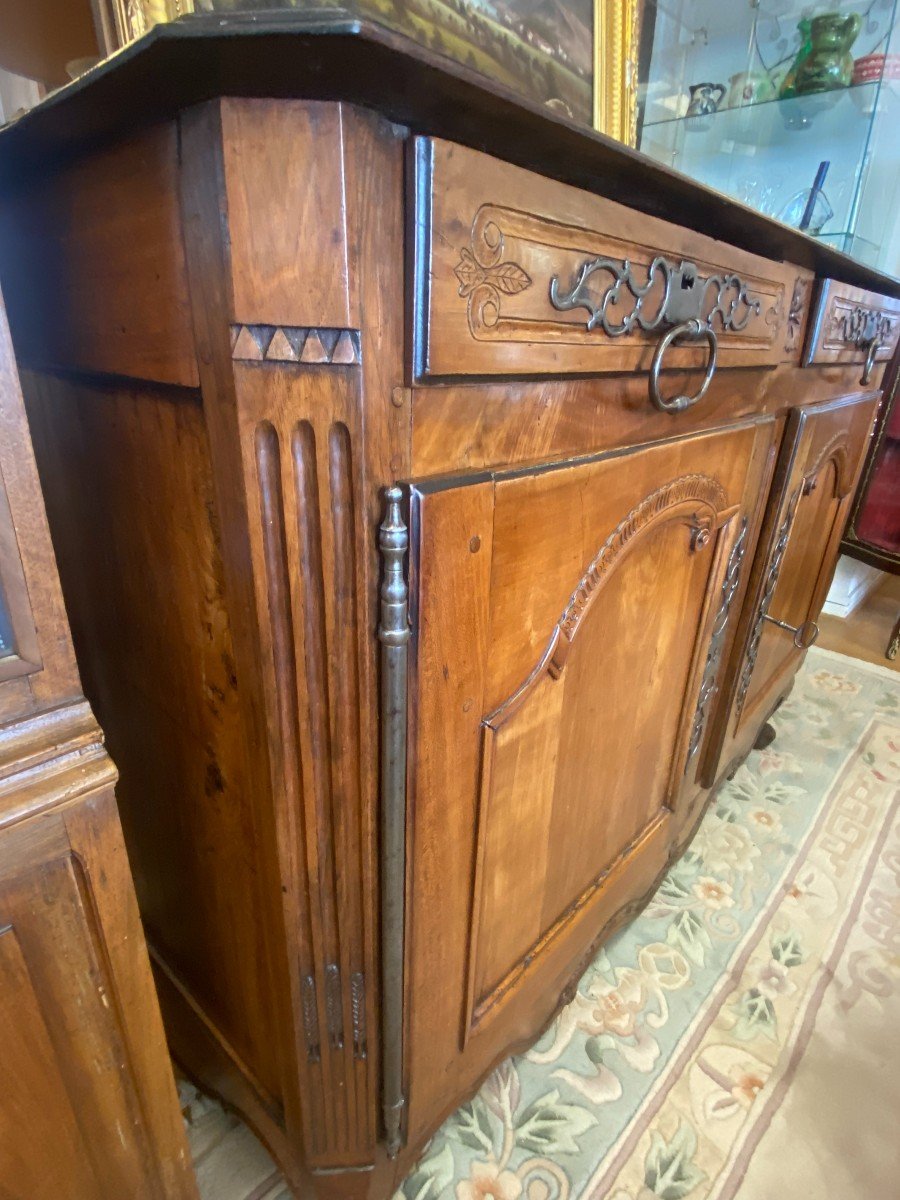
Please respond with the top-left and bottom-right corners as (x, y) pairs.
(0, 15), (898, 1199)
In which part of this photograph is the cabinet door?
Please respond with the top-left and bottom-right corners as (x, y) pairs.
(0, 794), (187, 1200)
(728, 391), (879, 747)
(404, 418), (772, 1144)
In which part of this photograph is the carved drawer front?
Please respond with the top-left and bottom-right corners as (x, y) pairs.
(804, 279), (900, 380)
(412, 137), (809, 386)
(403, 418), (772, 1145)
(733, 390), (880, 734)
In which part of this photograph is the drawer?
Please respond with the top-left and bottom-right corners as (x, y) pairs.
(412, 137), (811, 385)
(804, 278), (900, 379)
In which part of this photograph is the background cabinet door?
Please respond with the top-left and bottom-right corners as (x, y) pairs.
(403, 418), (772, 1147)
(729, 391), (880, 747)
(0, 795), (188, 1200)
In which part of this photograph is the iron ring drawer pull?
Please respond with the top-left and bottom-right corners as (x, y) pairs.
(649, 319), (718, 414)
(762, 614), (820, 649)
(861, 336), (879, 385)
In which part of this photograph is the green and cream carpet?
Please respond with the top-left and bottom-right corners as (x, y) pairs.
(184, 647), (900, 1200)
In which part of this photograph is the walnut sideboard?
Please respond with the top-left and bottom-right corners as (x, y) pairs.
(0, 15), (898, 1200)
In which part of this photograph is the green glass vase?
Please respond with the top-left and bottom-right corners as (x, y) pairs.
(794, 12), (862, 95)
(780, 18), (813, 99)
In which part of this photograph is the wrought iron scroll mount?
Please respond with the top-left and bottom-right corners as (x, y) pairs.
(549, 256), (762, 415)
(842, 305), (894, 385)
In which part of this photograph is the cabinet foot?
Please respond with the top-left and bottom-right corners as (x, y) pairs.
(753, 722), (777, 751)
(887, 614), (900, 661)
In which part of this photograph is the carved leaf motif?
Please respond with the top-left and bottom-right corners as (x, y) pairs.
(488, 261), (533, 295)
(454, 247), (485, 297)
(454, 246), (533, 300)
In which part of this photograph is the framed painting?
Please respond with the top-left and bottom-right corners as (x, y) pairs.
(92, 0), (641, 139)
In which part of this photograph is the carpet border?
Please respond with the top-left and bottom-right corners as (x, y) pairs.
(806, 646), (898, 684)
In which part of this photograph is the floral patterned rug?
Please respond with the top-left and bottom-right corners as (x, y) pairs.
(396, 648), (900, 1200)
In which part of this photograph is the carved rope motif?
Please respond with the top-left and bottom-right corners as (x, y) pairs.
(736, 489), (801, 717)
(555, 474), (727, 649)
(686, 517), (748, 767)
(485, 474), (729, 729)
(549, 255), (762, 337)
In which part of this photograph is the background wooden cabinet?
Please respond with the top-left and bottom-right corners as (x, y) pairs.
(0, 285), (197, 1199)
(0, 794), (193, 1200)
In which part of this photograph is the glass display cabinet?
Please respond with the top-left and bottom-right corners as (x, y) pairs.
(637, 0), (900, 273)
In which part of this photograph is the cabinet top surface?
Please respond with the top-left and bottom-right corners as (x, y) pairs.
(0, 9), (897, 299)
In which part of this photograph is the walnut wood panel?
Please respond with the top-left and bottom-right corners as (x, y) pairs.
(220, 100), (356, 330)
(0, 123), (198, 388)
(711, 390), (880, 780)
(414, 138), (810, 379)
(804, 278), (900, 373)
(0, 282), (196, 1197)
(404, 417), (771, 1148)
(409, 361), (870, 479)
(22, 372), (285, 1106)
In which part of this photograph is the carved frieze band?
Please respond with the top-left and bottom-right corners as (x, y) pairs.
(686, 517), (748, 767)
(232, 324), (361, 365)
(450, 204), (782, 350)
(736, 489), (801, 717)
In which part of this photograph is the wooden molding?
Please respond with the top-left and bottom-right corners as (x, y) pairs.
(486, 473), (730, 727)
(231, 325), (361, 365)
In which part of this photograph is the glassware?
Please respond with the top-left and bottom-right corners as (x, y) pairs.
(778, 187), (835, 234)
(795, 13), (862, 95)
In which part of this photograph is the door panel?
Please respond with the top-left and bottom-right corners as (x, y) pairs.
(0, 923), (101, 1200)
(0, 815), (165, 1199)
(405, 416), (773, 1143)
(730, 391), (879, 744)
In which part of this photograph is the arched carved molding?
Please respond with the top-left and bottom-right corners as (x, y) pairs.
(802, 432), (853, 500)
(485, 474), (730, 729)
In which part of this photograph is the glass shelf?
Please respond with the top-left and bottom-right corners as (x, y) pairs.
(640, 81), (895, 237)
(635, 0), (900, 274)
(642, 80), (881, 133)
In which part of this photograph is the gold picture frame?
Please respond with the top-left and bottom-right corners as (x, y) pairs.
(91, 0), (194, 56)
(594, 0), (642, 146)
(93, 0), (642, 145)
